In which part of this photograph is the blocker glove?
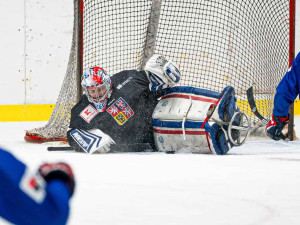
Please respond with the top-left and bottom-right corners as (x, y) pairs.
(39, 162), (75, 197)
(265, 114), (289, 141)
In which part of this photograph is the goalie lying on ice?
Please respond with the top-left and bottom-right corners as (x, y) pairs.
(66, 53), (243, 155)
(67, 52), (243, 154)
(152, 86), (242, 155)
(68, 64), (242, 155)
(67, 55), (181, 153)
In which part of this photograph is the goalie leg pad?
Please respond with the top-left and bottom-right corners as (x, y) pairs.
(153, 119), (231, 155)
(153, 119), (213, 154)
(211, 86), (240, 123)
(152, 86), (221, 122)
(210, 86), (241, 145)
(152, 86), (239, 154)
(205, 123), (231, 155)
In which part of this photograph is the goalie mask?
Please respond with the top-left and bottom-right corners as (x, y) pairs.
(82, 66), (112, 111)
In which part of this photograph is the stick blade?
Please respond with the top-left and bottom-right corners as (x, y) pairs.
(246, 86), (269, 125)
(246, 86), (256, 109)
(47, 146), (74, 151)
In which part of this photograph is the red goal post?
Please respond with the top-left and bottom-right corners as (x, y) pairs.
(25, 0), (295, 142)
(288, 0), (296, 140)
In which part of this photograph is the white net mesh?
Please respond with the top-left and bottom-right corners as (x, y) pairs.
(27, 0), (291, 140)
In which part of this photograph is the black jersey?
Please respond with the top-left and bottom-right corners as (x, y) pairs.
(67, 70), (165, 151)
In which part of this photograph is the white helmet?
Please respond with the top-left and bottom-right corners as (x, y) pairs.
(81, 67), (112, 109)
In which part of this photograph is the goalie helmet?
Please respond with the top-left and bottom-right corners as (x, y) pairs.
(81, 66), (112, 111)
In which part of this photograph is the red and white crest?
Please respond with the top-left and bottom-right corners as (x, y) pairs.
(80, 104), (99, 123)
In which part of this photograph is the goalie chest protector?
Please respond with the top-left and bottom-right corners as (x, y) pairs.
(152, 86), (222, 154)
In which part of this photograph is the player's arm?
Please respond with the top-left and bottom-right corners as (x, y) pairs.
(144, 55), (181, 91)
(266, 52), (300, 140)
(0, 148), (74, 225)
(273, 52), (300, 116)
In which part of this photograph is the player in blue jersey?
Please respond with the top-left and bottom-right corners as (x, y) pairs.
(0, 147), (75, 225)
(266, 52), (300, 140)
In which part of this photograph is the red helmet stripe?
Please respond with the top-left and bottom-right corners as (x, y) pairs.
(92, 74), (103, 84)
(93, 66), (106, 74)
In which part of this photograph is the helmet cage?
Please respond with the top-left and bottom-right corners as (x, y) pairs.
(82, 67), (112, 104)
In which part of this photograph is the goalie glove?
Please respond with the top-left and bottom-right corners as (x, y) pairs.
(265, 114), (289, 141)
(144, 55), (181, 91)
(38, 162), (75, 197)
(69, 128), (115, 154)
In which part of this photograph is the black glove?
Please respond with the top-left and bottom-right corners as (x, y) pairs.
(265, 114), (289, 141)
(39, 162), (75, 197)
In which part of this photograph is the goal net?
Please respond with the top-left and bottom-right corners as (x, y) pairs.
(26, 0), (294, 142)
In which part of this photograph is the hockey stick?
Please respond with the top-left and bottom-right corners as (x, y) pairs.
(47, 146), (73, 151)
(246, 86), (289, 141)
(47, 143), (154, 152)
(246, 87), (269, 125)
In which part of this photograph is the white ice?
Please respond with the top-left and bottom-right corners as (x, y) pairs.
(1, 118), (300, 225)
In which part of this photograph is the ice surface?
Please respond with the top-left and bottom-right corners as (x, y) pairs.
(0, 117), (300, 225)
